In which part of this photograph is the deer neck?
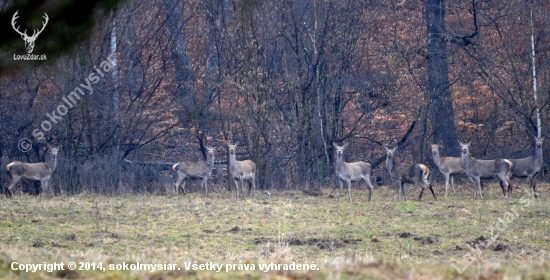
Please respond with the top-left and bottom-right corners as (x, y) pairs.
(461, 150), (471, 169)
(207, 154), (215, 171)
(229, 153), (238, 170)
(385, 155), (394, 175)
(535, 145), (543, 164)
(45, 155), (58, 172)
(335, 155), (343, 171)
(432, 151), (442, 166)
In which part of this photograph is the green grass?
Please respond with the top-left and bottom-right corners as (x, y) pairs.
(0, 183), (549, 279)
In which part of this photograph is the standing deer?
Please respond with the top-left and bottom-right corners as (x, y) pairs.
(458, 141), (513, 199)
(333, 143), (375, 202)
(508, 137), (544, 199)
(172, 147), (215, 196)
(228, 143), (257, 199)
(384, 145), (436, 202)
(431, 144), (467, 196)
(5, 144), (60, 199)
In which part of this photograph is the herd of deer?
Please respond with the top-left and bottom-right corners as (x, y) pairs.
(334, 137), (543, 202)
(2, 138), (544, 202)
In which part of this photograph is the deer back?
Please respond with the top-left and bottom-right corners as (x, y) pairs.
(390, 162), (416, 183)
(175, 161), (210, 177)
(7, 162), (52, 180)
(439, 157), (465, 174)
(237, 159), (256, 174)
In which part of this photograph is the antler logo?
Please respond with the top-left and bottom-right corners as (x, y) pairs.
(11, 11), (49, 54)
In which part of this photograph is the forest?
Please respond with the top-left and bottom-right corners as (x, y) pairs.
(1, 0), (549, 195)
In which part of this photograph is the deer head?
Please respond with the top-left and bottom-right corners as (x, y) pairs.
(12, 11), (49, 53)
(383, 145), (398, 158)
(458, 141), (471, 156)
(333, 143), (348, 157)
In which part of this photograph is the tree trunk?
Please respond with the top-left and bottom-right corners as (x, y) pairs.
(163, 0), (194, 123)
(425, 0), (458, 155)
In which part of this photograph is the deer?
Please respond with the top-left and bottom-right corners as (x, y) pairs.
(227, 143), (257, 199)
(172, 147), (215, 196)
(458, 141), (513, 199)
(333, 143), (375, 202)
(430, 144), (467, 196)
(384, 145), (436, 202)
(11, 11), (49, 53)
(508, 137), (544, 199)
(5, 144), (60, 199)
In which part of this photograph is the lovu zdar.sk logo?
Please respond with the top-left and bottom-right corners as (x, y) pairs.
(11, 10), (48, 60)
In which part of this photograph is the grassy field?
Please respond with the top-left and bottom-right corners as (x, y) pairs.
(0, 183), (550, 279)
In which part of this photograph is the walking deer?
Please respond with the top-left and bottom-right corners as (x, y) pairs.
(384, 145), (436, 202)
(508, 137), (544, 199)
(333, 143), (375, 202)
(227, 143), (256, 199)
(172, 147), (215, 196)
(430, 144), (466, 196)
(5, 144), (60, 199)
(458, 141), (513, 199)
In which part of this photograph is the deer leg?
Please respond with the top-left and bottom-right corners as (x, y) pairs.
(397, 180), (401, 202)
(233, 178), (240, 199)
(529, 174), (537, 199)
(41, 180), (49, 199)
(244, 179), (249, 197)
(444, 173), (450, 196)
(418, 183), (424, 201)
(450, 175), (456, 195)
(246, 177), (254, 198)
(253, 177), (256, 199)
(402, 182), (407, 201)
(476, 177), (483, 199)
(429, 184), (437, 200)
(181, 180), (187, 195)
(500, 174), (512, 198)
(202, 177), (207, 197)
(239, 176), (245, 200)
(505, 179), (512, 198)
(338, 179), (343, 201)
(6, 176), (20, 199)
(506, 181), (513, 197)
(365, 177), (374, 202)
(347, 179), (352, 203)
(470, 176), (476, 199)
(174, 174), (184, 195)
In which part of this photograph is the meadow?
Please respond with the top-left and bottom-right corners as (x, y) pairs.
(0, 183), (549, 279)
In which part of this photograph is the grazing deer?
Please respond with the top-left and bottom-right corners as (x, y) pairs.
(458, 141), (513, 199)
(227, 143), (257, 199)
(333, 143), (375, 202)
(172, 147), (215, 196)
(508, 137), (544, 199)
(430, 144), (467, 196)
(5, 144), (60, 199)
(384, 145), (436, 202)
